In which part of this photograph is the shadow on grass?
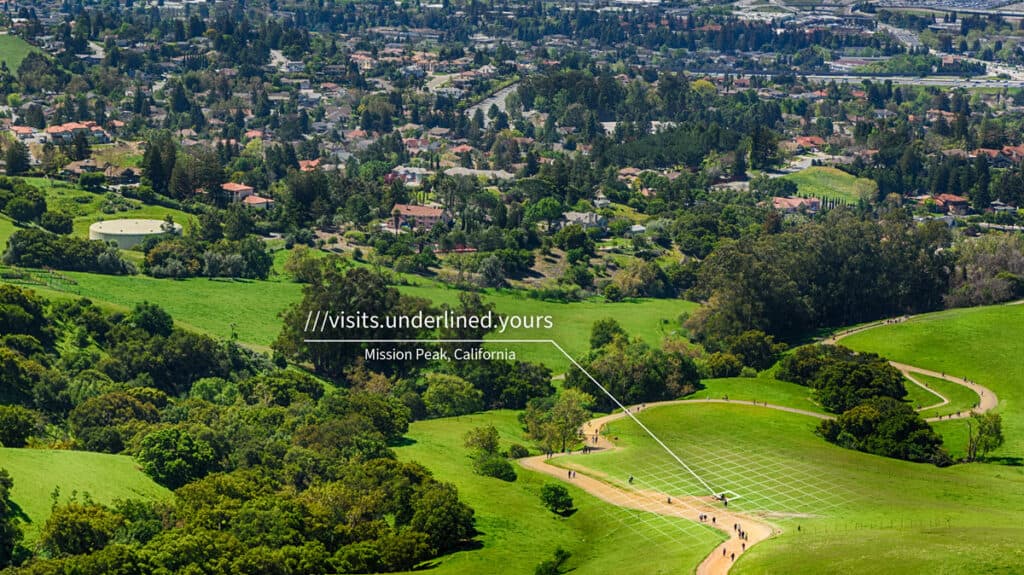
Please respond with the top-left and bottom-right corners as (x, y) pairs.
(390, 436), (418, 447)
(983, 456), (1023, 466)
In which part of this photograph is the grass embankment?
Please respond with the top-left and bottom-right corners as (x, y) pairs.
(840, 303), (1024, 459)
(783, 166), (877, 203)
(0, 33), (38, 72)
(0, 448), (170, 542)
(394, 411), (722, 575)
(560, 403), (1024, 574)
(687, 376), (827, 414)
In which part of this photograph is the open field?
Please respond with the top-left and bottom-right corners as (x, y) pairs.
(782, 166), (877, 203)
(0, 213), (15, 248)
(399, 282), (696, 371)
(17, 178), (197, 240)
(558, 403), (1024, 574)
(1, 260), (695, 366)
(911, 372), (982, 418)
(394, 410), (722, 575)
(0, 33), (38, 72)
(687, 376), (826, 415)
(839, 303), (1024, 458)
(0, 448), (171, 542)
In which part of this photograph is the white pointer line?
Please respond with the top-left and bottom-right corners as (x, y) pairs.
(304, 338), (719, 497)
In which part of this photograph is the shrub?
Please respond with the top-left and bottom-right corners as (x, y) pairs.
(506, 443), (530, 458)
(473, 455), (517, 482)
(539, 483), (573, 515)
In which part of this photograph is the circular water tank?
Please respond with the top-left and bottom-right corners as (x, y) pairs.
(88, 219), (182, 249)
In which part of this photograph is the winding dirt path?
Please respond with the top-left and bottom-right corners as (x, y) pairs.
(521, 404), (779, 575)
(518, 314), (1001, 574)
(825, 318), (999, 422)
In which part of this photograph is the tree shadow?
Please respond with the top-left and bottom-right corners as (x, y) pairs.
(390, 436), (418, 447)
(7, 499), (31, 524)
(981, 456), (1023, 466)
(557, 508), (578, 518)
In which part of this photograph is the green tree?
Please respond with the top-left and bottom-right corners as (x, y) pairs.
(4, 141), (30, 175)
(408, 482), (475, 552)
(0, 405), (38, 447)
(423, 373), (483, 418)
(464, 425), (500, 455)
(589, 318), (626, 350)
(137, 427), (218, 489)
(38, 502), (123, 556)
(965, 412), (1004, 462)
(40, 211), (73, 234)
(0, 469), (23, 567)
(539, 484), (574, 515)
(726, 330), (787, 371)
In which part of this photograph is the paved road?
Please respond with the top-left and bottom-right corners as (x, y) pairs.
(465, 83), (519, 127)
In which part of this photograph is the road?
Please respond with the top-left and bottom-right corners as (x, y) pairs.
(465, 82), (519, 127)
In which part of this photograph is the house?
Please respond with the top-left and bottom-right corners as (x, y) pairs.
(104, 165), (139, 185)
(594, 192), (611, 209)
(443, 167), (514, 181)
(562, 211), (607, 230)
(772, 196), (821, 214)
(392, 166), (433, 187)
(793, 135), (826, 152)
(242, 195), (275, 210)
(222, 182), (255, 203)
(61, 159), (102, 180)
(298, 158), (321, 172)
(935, 193), (970, 215)
(971, 148), (1014, 169)
(9, 126), (36, 140)
(626, 224), (647, 236)
(391, 203), (450, 230)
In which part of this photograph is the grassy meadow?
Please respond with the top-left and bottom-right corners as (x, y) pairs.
(0, 34), (38, 72)
(394, 410), (723, 575)
(840, 303), (1024, 458)
(0, 448), (171, 542)
(783, 166), (877, 204)
(558, 403), (1024, 574)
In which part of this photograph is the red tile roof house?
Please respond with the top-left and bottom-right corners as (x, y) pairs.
(793, 135), (826, 152)
(772, 196), (821, 214)
(390, 203), (450, 231)
(934, 193), (970, 215)
(222, 182), (255, 203)
(242, 195), (275, 209)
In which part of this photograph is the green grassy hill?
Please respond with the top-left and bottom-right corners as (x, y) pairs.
(0, 34), (39, 72)
(839, 303), (1024, 458)
(561, 403), (1024, 574)
(0, 448), (171, 542)
(394, 411), (722, 575)
(1, 264), (694, 369)
(783, 166), (877, 203)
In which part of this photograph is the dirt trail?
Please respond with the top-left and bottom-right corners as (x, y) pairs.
(520, 405), (778, 575)
(825, 318), (998, 421)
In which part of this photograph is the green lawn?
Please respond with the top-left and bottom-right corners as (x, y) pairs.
(400, 282), (697, 371)
(839, 303), (1024, 459)
(688, 376), (826, 414)
(394, 411), (722, 575)
(0, 213), (15, 248)
(18, 178), (196, 240)
(0, 448), (171, 542)
(910, 372), (982, 419)
(558, 403), (1024, 574)
(0, 33), (38, 73)
(782, 166), (877, 203)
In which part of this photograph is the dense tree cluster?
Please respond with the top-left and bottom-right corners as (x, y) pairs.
(0, 286), (479, 573)
(777, 345), (907, 413)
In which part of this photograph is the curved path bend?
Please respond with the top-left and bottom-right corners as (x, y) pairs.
(521, 314), (1000, 574)
(825, 318), (999, 422)
(521, 403), (779, 575)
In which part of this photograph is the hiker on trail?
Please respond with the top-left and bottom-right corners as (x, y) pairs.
(712, 517), (716, 525)
(723, 549), (726, 556)
(742, 543), (746, 552)
(666, 497), (672, 504)
(568, 470), (572, 479)
(731, 553), (735, 562)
